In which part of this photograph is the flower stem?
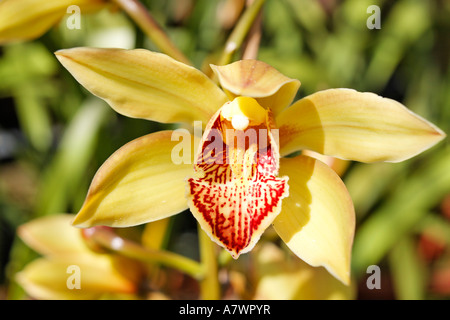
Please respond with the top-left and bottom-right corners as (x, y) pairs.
(217, 0), (265, 66)
(112, 0), (192, 65)
(198, 225), (221, 299)
(241, 0), (263, 60)
(85, 227), (204, 280)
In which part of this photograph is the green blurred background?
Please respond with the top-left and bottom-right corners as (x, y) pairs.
(0, 0), (449, 299)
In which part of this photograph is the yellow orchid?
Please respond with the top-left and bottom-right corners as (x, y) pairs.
(252, 242), (355, 300)
(16, 214), (142, 300)
(54, 47), (445, 285)
(0, 0), (108, 45)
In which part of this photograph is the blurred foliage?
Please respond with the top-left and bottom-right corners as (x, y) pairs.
(0, 0), (449, 300)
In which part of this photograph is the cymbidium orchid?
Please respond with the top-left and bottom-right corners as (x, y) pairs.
(16, 214), (142, 300)
(55, 48), (445, 285)
(253, 242), (355, 300)
(0, 0), (108, 44)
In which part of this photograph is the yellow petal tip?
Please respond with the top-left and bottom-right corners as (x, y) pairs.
(70, 213), (91, 228)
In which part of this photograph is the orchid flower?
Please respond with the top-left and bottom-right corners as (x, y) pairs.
(55, 48), (445, 285)
(16, 214), (142, 300)
(253, 242), (355, 300)
(0, 0), (107, 45)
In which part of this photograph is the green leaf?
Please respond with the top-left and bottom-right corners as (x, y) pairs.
(35, 98), (111, 216)
(389, 236), (427, 300)
(352, 146), (450, 275)
(344, 162), (406, 219)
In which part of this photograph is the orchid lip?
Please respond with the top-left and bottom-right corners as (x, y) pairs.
(187, 98), (289, 257)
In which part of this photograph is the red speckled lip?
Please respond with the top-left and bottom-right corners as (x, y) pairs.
(187, 108), (289, 258)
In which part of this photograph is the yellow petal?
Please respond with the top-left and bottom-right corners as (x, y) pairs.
(211, 60), (300, 116)
(18, 214), (89, 256)
(73, 131), (193, 228)
(254, 243), (355, 300)
(302, 150), (350, 177)
(55, 48), (228, 124)
(278, 88), (446, 162)
(273, 155), (355, 285)
(0, 0), (106, 44)
(16, 254), (138, 300)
